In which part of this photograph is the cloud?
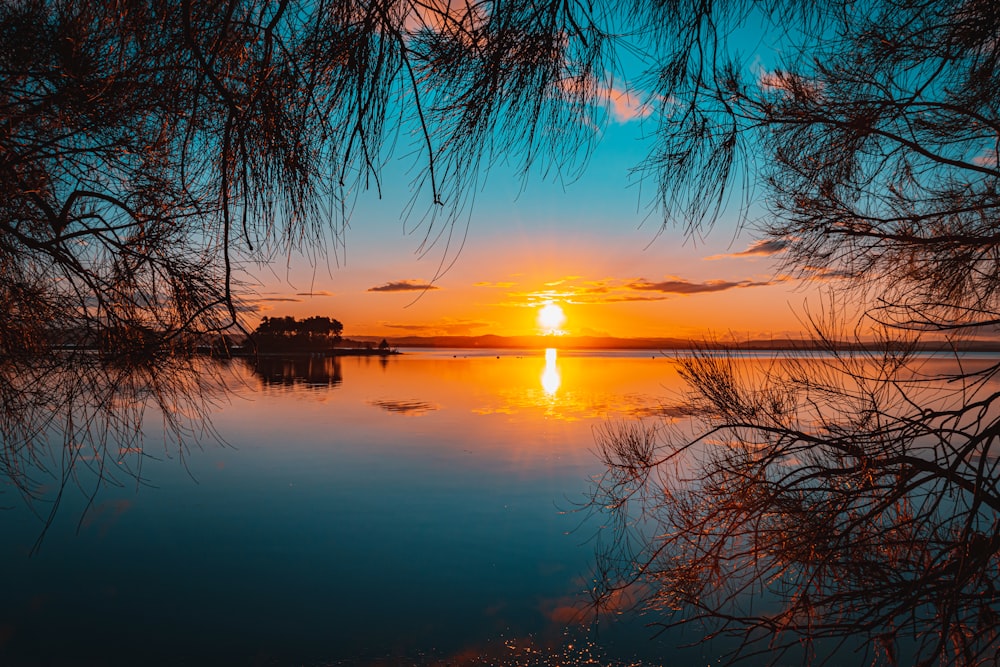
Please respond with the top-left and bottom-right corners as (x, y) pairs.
(295, 290), (335, 297)
(601, 84), (653, 122)
(759, 68), (822, 99)
(628, 278), (745, 294)
(628, 276), (782, 294)
(368, 279), (440, 293)
(707, 238), (789, 260)
(973, 149), (998, 167)
(493, 273), (786, 309)
(600, 295), (670, 302)
(382, 323), (429, 331)
(560, 76), (656, 124)
(256, 296), (303, 302)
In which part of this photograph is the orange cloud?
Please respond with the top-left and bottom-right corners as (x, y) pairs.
(601, 84), (653, 122)
(973, 149), (998, 166)
(368, 279), (440, 293)
(473, 280), (517, 288)
(600, 294), (669, 302)
(559, 75), (655, 123)
(404, 0), (487, 38)
(628, 277), (778, 294)
(497, 273), (786, 308)
(759, 68), (823, 99)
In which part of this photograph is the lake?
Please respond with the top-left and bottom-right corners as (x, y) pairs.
(6, 348), (999, 665)
(1, 348), (724, 666)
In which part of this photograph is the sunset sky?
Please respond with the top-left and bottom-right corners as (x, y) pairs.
(245, 114), (827, 340)
(243, 25), (830, 341)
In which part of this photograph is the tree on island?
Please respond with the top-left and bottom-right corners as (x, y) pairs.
(252, 316), (343, 351)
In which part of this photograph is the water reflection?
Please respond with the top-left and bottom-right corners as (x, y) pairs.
(368, 398), (439, 415)
(0, 352), (225, 553)
(4, 349), (871, 666)
(465, 350), (680, 422)
(248, 354), (343, 388)
(541, 348), (561, 395)
(590, 351), (1000, 665)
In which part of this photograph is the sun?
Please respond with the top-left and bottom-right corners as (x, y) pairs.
(537, 302), (567, 334)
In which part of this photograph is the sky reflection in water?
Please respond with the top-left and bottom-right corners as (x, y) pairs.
(7, 351), (1000, 664)
(1, 349), (702, 666)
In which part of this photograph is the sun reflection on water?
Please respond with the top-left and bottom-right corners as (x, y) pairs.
(541, 348), (561, 395)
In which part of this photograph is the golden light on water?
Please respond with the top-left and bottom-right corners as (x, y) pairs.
(537, 302), (566, 334)
(541, 347), (561, 395)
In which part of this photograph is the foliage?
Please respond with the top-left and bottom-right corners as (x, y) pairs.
(252, 315), (343, 351)
(632, 0), (1000, 333)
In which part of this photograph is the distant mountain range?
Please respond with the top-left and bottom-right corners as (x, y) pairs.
(340, 334), (1000, 352)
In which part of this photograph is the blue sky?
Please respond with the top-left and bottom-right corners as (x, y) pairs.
(242, 12), (833, 339)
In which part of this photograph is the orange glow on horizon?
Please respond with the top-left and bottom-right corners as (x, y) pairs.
(249, 257), (826, 341)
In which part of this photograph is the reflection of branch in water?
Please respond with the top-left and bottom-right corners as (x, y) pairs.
(588, 344), (1000, 666)
(0, 352), (228, 553)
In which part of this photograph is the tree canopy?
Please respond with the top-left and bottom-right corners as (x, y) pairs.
(252, 315), (343, 350)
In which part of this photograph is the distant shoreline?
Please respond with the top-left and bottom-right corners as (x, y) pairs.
(225, 347), (400, 358)
(334, 334), (1000, 354)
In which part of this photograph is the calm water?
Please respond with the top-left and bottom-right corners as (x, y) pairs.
(1, 349), (719, 666)
(8, 349), (998, 665)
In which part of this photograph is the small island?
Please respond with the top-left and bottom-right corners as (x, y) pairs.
(234, 316), (399, 357)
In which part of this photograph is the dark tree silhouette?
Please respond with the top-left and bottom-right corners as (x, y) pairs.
(252, 314), (343, 351)
(585, 1), (1000, 665)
